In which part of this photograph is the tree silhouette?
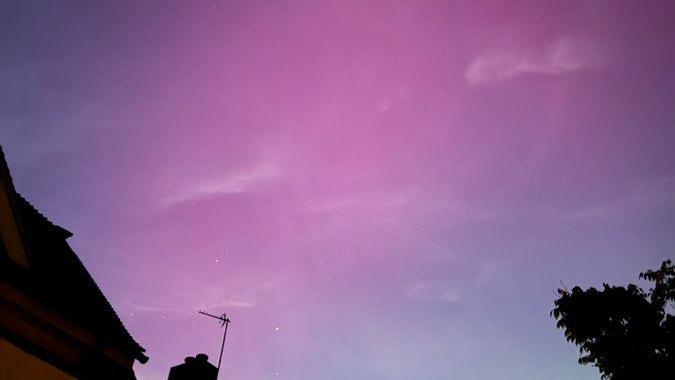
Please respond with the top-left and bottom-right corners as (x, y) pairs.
(552, 260), (674, 380)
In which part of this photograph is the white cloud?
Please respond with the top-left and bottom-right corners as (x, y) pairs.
(161, 162), (280, 206)
(305, 190), (413, 215)
(439, 289), (462, 303)
(309, 198), (356, 213)
(120, 295), (257, 318)
(119, 282), (272, 318)
(124, 303), (186, 314)
(190, 280), (279, 312)
(465, 38), (593, 85)
(559, 176), (675, 221)
(404, 281), (462, 304)
(197, 297), (257, 310)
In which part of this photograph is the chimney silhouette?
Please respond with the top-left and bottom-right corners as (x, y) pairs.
(167, 353), (217, 380)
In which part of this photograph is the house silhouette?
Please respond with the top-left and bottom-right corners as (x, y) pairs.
(0, 147), (148, 379)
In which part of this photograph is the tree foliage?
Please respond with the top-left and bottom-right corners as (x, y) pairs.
(552, 260), (675, 379)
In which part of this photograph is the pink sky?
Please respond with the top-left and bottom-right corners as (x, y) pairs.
(2, 1), (675, 379)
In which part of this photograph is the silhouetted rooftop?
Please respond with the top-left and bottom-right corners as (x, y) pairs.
(0, 146), (147, 364)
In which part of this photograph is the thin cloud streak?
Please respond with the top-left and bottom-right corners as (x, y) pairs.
(161, 162), (281, 206)
(465, 38), (594, 85)
(559, 176), (675, 221)
(404, 281), (463, 304)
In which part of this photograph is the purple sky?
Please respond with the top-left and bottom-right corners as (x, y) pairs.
(2, 1), (675, 379)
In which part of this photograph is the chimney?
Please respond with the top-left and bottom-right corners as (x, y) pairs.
(167, 353), (218, 380)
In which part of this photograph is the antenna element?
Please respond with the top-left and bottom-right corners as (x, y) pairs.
(198, 310), (231, 379)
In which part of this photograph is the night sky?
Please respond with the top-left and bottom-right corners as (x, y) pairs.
(2, 1), (675, 379)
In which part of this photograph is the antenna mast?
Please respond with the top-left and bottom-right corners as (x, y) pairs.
(198, 310), (231, 379)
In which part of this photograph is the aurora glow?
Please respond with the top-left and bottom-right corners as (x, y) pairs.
(2, 1), (674, 379)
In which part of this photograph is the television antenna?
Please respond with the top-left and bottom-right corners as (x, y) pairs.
(198, 311), (231, 379)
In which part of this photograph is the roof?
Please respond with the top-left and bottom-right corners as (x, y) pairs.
(0, 146), (148, 364)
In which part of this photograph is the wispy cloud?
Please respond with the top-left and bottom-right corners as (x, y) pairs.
(121, 295), (257, 317)
(161, 162), (280, 206)
(119, 282), (273, 318)
(196, 297), (258, 310)
(190, 280), (278, 312)
(308, 198), (357, 213)
(376, 87), (409, 115)
(306, 190), (413, 215)
(559, 176), (675, 221)
(465, 38), (594, 85)
(404, 281), (462, 304)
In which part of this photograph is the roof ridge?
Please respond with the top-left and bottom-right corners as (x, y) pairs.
(0, 145), (147, 363)
(14, 193), (73, 238)
(59, 239), (147, 356)
(0, 146), (71, 238)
